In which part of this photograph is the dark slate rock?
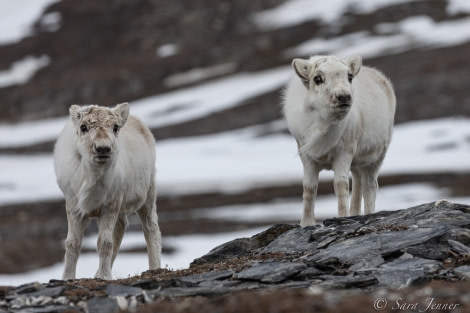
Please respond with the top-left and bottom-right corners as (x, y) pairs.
(349, 255), (385, 272)
(261, 227), (316, 254)
(13, 306), (80, 313)
(448, 239), (470, 255)
(307, 226), (449, 265)
(378, 201), (470, 228)
(198, 279), (241, 288)
(313, 256), (340, 266)
(380, 255), (441, 272)
(454, 265), (470, 279)
(404, 240), (450, 260)
(191, 237), (254, 266)
(362, 256), (441, 289)
(295, 266), (323, 280)
(228, 281), (262, 291)
(323, 201), (470, 230)
(9, 282), (43, 295)
(373, 268), (430, 289)
(447, 228), (470, 245)
(260, 264), (307, 283)
(234, 262), (307, 283)
(315, 235), (338, 249)
(47, 280), (66, 287)
(22, 286), (65, 298)
(106, 284), (142, 297)
(317, 275), (378, 289)
(274, 281), (314, 289)
(250, 224), (298, 246)
(191, 224), (295, 266)
(157, 286), (234, 298)
(131, 278), (197, 290)
(86, 297), (121, 313)
(323, 216), (364, 227)
(179, 270), (234, 284)
(4, 201), (470, 312)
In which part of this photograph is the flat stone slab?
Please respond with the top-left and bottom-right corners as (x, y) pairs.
(454, 265), (470, 280)
(179, 269), (234, 284)
(106, 284), (142, 297)
(307, 226), (449, 265)
(234, 262), (307, 283)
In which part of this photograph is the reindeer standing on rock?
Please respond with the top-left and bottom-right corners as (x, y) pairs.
(283, 55), (396, 226)
(54, 103), (161, 280)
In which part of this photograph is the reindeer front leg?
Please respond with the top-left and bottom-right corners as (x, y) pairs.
(63, 203), (89, 280)
(333, 153), (354, 217)
(300, 153), (320, 227)
(95, 209), (119, 280)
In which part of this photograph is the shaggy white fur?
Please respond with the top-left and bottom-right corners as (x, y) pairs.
(283, 55), (396, 226)
(54, 103), (161, 280)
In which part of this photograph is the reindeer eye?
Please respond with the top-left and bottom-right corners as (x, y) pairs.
(80, 124), (88, 133)
(348, 74), (353, 83)
(314, 76), (323, 85)
(113, 124), (119, 133)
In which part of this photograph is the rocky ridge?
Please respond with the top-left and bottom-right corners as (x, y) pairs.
(2, 200), (470, 312)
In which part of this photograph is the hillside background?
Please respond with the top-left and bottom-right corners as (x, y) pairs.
(1, 0), (470, 284)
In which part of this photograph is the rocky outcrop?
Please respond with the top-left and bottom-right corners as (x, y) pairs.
(2, 200), (470, 312)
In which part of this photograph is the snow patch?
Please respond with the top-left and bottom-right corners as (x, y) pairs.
(0, 55), (50, 88)
(286, 16), (470, 58)
(0, 228), (265, 285)
(447, 0), (470, 15)
(0, 0), (61, 44)
(38, 11), (62, 32)
(156, 44), (179, 58)
(253, 0), (419, 29)
(131, 66), (291, 129)
(163, 63), (238, 88)
(1, 117), (470, 205)
(0, 116), (66, 148)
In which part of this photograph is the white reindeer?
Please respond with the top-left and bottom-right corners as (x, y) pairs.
(283, 55), (396, 226)
(54, 103), (161, 280)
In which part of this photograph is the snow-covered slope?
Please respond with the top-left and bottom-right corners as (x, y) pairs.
(1, 116), (470, 205)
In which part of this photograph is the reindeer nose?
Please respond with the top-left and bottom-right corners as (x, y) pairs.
(336, 94), (351, 103)
(95, 146), (111, 155)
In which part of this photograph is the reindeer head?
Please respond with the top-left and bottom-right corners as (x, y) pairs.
(292, 55), (362, 123)
(69, 103), (129, 166)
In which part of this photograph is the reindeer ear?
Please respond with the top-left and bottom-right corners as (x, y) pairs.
(69, 105), (82, 125)
(292, 59), (312, 88)
(112, 102), (129, 126)
(346, 55), (362, 77)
